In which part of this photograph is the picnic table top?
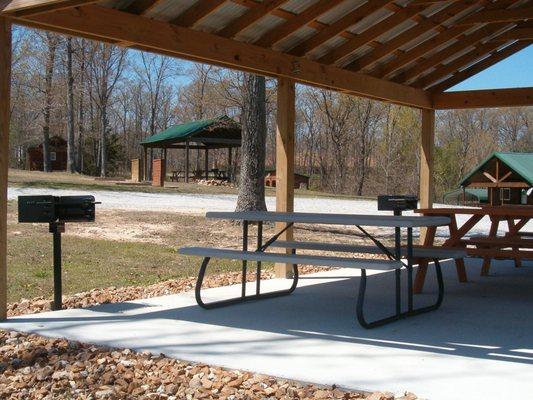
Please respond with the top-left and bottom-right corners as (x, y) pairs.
(205, 211), (451, 228)
(416, 205), (533, 218)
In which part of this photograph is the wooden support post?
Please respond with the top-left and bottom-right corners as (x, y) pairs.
(275, 78), (295, 278)
(419, 108), (435, 244)
(143, 146), (148, 181)
(185, 140), (190, 183)
(205, 148), (209, 180)
(0, 17), (11, 320)
(228, 147), (232, 182)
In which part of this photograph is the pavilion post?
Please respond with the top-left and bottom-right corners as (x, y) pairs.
(143, 146), (148, 181)
(419, 108), (435, 244)
(228, 148), (233, 182)
(185, 140), (190, 183)
(275, 78), (295, 278)
(205, 148), (209, 180)
(0, 17), (11, 320)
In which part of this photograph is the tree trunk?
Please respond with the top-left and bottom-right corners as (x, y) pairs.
(66, 37), (76, 173)
(77, 61), (85, 173)
(42, 33), (57, 173)
(236, 74), (267, 212)
(100, 101), (107, 177)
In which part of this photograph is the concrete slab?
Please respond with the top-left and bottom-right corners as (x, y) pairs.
(2, 259), (533, 400)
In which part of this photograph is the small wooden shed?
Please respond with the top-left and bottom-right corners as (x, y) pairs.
(265, 169), (309, 190)
(460, 152), (533, 206)
(26, 136), (67, 171)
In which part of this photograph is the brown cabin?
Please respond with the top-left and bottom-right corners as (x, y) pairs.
(460, 152), (533, 206)
(27, 136), (67, 171)
(265, 169), (309, 190)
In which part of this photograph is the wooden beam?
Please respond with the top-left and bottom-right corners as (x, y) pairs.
(490, 27), (533, 41)
(170, 0), (226, 27)
(347, 0), (479, 72)
(18, 5), (432, 108)
(457, 6), (533, 25)
(0, 16), (11, 320)
(429, 41), (530, 92)
(419, 108), (435, 244)
(318, 4), (427, 66)
(0, 0), (95, 16)
(433, 87), (533, 109)
(371, 0), (518, 78)
(254, 0), (344, 48)
(412, 41), (504, 89)
(394, 23), (514, 84)
(275, 77), (295, 278)
(123, 0), (163, 16)
(218, 0), (286, 38)
(288, 0), (393, 57)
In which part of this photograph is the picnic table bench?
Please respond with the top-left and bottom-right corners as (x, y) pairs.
(414, 205), (533, 292)
(179, 211), (462, 329)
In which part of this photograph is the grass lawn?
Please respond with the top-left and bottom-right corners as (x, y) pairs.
(7, 201), (258, 303)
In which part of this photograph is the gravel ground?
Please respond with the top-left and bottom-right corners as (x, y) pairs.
(0, 329), (421, 400)
(10, 187), (530, 237)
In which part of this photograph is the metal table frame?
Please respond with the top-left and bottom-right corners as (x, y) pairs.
(192, 211), (449, 328)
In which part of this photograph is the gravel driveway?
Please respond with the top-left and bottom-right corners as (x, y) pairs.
(8, 186), (531, 236)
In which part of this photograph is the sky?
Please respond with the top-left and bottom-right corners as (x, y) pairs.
(447, 45), (533, 91)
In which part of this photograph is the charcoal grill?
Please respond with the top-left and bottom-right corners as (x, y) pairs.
(18, 195), (99, 310)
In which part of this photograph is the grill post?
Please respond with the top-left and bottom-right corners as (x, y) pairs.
(49, 222), (65, 311)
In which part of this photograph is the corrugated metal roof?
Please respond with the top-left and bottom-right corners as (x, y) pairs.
(90, 0), (530, 92)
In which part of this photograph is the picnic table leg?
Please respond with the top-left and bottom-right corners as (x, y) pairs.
(481, 217), (499, 276)
(414, 226), (436, 293)
(242, 221), (248, 296)
(507, 218), (522, 268)
(448, 216), (467, 283)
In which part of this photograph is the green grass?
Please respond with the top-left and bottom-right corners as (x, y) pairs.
(7, 232), (248, 303)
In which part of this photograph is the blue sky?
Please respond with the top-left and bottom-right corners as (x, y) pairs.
(448, 45), (533, 91)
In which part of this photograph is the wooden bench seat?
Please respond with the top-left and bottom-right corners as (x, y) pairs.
(270, 240), (467, 260)
(464, 236), (533, 248)
(179, 247), (402, 270)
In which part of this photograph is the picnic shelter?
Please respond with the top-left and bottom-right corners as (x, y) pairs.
(0, 0), (532, 321)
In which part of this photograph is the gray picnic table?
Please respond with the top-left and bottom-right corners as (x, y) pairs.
(179, 211), (463, 328)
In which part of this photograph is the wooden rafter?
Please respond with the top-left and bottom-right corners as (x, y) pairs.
(0, 0), (97, 17)
(318, 3), (428, 66)
(15, 5), (431, 108)
(218, 0), (286, 38)
(171, 0), (227, 27)
(254, 0), (344, 48)
(491, 27), (533, 41)
(123, 0), (163, 16)
(458, 6), (533, 25)
(346, 0), (479, 72)
(393, 23), (516, 84)
(429, 41), (531, 92)
(412, 41), (507, 89)
(288, 0), (394, 57)
(373, 0), (519, 78)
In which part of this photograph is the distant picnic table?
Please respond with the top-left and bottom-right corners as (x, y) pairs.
(414, 205), (533, 293)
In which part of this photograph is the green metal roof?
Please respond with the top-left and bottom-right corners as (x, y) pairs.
(140, 116), (241, 147)
(443, 188), (488, 202)
(460, 152), (533, 186)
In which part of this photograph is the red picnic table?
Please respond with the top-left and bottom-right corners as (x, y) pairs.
(413, 205), (533, 293)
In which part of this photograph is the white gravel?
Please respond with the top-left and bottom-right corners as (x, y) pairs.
(8, 186), (531, 237)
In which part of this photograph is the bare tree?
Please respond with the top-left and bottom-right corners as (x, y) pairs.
(88, 43), (126, 177)
(65, 36), (75, 172)
(41, 32), (59, 172)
